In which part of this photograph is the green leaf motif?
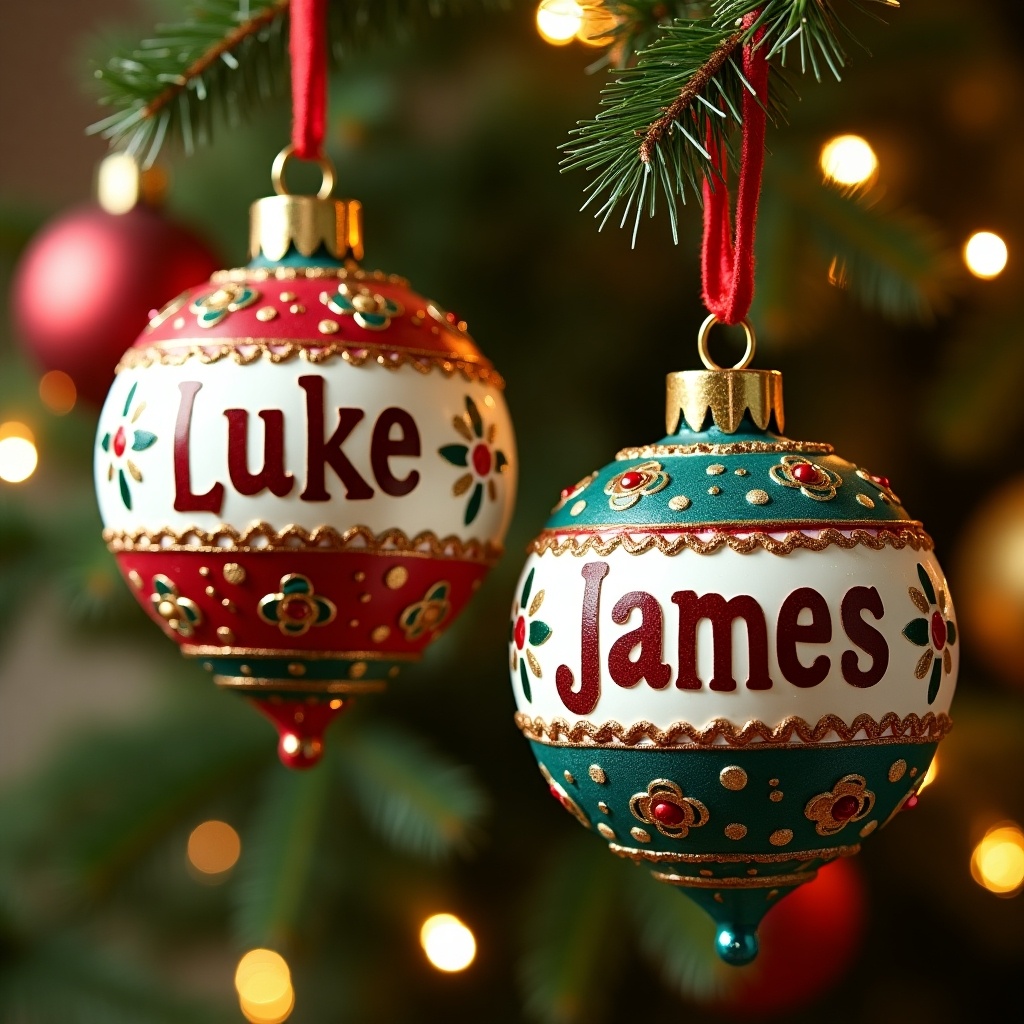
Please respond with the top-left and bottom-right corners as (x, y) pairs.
(927, 657), (942, 704)
(131, 430), (156, 451)
(100, 433), (111, 452)
(495, 450), (508, 471)
(529, 620), (552, 646)
(465, 395), (483, 438)
(117, 469), (131, 510)
(426, 582), (449, 604)
(521, 568), (535, 609)
(917, 564), (936, 606)
(520, 659), (532, 702)
(464, 482), (483, 525)
(282, 575), (312, 595)
(121, 381), (137, 417)
(947, 620), (957, 646)
(439, 444), (468, 467)
(902, 618), (930, 647)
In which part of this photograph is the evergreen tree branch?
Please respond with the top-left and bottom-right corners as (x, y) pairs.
(563, 0), (896, 242)
(89, 0), (508, 164)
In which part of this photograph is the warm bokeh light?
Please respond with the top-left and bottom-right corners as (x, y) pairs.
(38, 370), (77, 415)
(971, 824), (1024, 897)
(187, 820), (241, 877)
(420, 913), (477, 972)
(0, 422), (38, 484)
(236, 949), (294, 1023)
(577, 4), (618, 47)
(536, 0), (583, 45)
(917, 754), (938, 793)
(820, 134), (878, 187)
(964, 230), (1008, 279)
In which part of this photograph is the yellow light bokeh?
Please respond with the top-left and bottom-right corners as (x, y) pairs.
(187, 820), (241, 877)
(420, 913), (477, 972)
(236, 949), (294, 1023)
(577, 4), (618, 47)
(964, 231), (1008, 279)
(917, 754), (938, 794)
(38, 370), (77, 415)
(971, 824), (1024, 897)
(536, 0), (583, 45)
(820, 134), (878, 187)
(0, 423), (38, 484)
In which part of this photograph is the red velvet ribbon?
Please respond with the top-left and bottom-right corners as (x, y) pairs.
(289, 0), (328, 160)
(701, 15), (769, 325)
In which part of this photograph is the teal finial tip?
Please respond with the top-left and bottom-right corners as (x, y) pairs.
(715, 925), (759, 966)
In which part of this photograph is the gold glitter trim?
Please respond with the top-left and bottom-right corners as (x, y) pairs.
(515, 711), (952, 748)
(105, 523), (502, 564)
(529, 524), (932, 558)
(653, 870), (816, 889)
(211, 266), (409, 286)
(213, 675), (387, 693)
(607, 842), (859, 864)
(115, 337), (502, 388)
(616, 440), (833, 460)
(183, 645), (417, 660)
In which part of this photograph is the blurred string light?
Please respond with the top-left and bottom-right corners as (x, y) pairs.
(577, 3), (619, 46)
(0, 422), (38, 484)
(918, 754), (939, 794)
(236, 949), (294, 1024)
(38, 370), (77, 415)
(420, 913), (476, 972)
(536, 0), (583, 45)
(971, 824), (1024, 897)
(187, 820), (241, 879)
(820, 134), (878, 187)
(963, 231), (1008, 279)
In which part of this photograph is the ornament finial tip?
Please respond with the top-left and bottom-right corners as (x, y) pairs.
(715, 924), (759, 966)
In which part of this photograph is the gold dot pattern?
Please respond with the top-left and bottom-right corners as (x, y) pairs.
(588, 764), (607, 784)
(385, 566), (409, 590)
(724, 823), (748, 840)
(668, 495), (691, 511)
(371, 625), (391, 643)
(769, 828), (793, 847)
(597, 823), (615, 840)
(223, 562), (246, 584)
(563, 770), (576, 785)
(746, 489), (770, 505)
(630, 827), (651, 843)
(349, 661), (367, 679)
(888, 759), (908, 783)
(719, 766), (748, 791)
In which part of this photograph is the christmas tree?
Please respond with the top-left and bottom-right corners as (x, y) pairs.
(1, 1), (1023, 1021)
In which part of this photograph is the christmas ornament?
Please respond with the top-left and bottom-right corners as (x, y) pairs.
(952, 476), (1024, 688)
(93, 0), (515, 769)
(709, 856), (867, 1019)
(509, 319), (956, 963)
(11, 154), (219, 406)
(93, 150), (515, 767)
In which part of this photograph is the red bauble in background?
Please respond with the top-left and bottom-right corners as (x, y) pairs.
(709, 857), (867, 1019)
(12, 187), (218, 406)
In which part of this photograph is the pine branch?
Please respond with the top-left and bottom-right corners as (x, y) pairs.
(89, 0), (508, 165)
(334, 718), (487, 860)
(562, 1), (896, 242)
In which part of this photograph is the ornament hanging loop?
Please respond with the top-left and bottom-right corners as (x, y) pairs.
(697, 313), (756, 371)
(271, 144), (336, 200)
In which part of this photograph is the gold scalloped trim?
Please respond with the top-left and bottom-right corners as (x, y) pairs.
(607, 843), (859, 865)
(653, 870), (818, 889)
(615, 440), (834, 459)
(529, 524), (932, 557)
(212, 266), (409, 286)
(115, 339), (503, 387)
(514, 711), (952, 748)
(104, 523), (502, 564)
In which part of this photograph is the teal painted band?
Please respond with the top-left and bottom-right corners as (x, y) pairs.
(528, 740), (935, 865)
(248, 244), (345, 270)
(545, 421), (910, 531)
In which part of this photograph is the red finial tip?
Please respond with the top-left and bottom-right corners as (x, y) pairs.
(248, 696), (349, 770)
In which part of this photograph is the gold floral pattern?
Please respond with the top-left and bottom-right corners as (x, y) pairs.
(399, 582), (451, 641)
(150, 575), (202, 638)
(189, 283), (259, 327)
(604, 460), (670, 511)
(629, 779), (709, 839)
(769, 455), (842, 501)
(804, 774), (875, 836)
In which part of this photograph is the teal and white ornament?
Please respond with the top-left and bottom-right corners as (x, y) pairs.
(509, 320), (957, 965)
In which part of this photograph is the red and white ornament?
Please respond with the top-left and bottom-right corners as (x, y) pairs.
(95, 167), (515, 766)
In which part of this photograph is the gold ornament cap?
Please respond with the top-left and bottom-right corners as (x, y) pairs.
(666, 316), (784, 434)
(249, 145), (365, 263)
